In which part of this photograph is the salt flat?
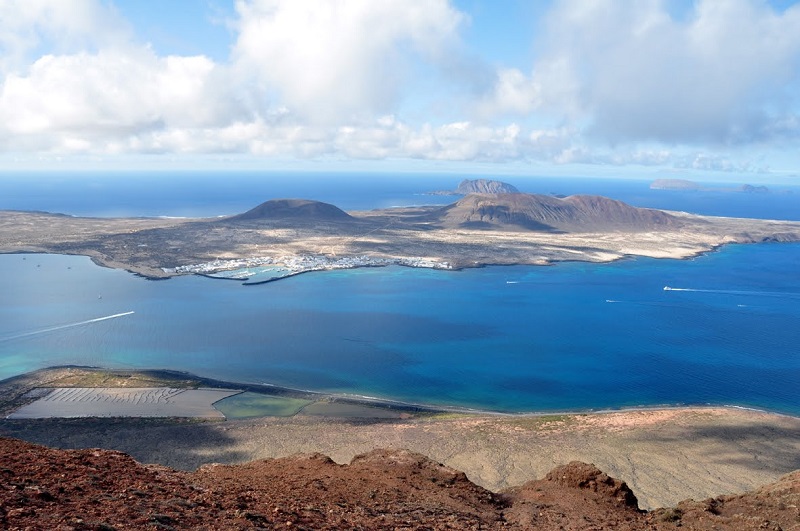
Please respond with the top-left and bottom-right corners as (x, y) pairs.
(6, 387), (241, 419)
(2, 369), (800, 510)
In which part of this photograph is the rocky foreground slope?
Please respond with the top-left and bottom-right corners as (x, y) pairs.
(1, 437), (798, 530)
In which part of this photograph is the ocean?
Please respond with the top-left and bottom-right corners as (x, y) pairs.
(3, 170), (800, 220)
(1, 172), (799, 414)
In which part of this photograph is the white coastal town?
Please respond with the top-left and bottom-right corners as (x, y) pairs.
(163, 254), (452, 281)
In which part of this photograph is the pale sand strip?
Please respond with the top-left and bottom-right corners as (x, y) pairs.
(6, 387), (241, 419)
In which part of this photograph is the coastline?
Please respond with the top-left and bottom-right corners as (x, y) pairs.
(4, 204), (800, 282)
(0, 366), (451, 419)
(84, 238), (778, 282)
(3, 244), (798, 418)
(0, 238), (752, 288)
(3, 365), (798, 421)
(2, 366), (799, 510)
(2, 204), (799, 511)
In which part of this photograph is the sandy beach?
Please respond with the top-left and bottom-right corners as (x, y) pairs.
(1, 367), (799, 510)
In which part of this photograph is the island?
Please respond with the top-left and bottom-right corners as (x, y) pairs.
(427, 177), (521, 195)
(3, 186), (800, 528)
(651, 178), (771, 193)
(1, 189), (799, 281)
(650, 178), (703, 191)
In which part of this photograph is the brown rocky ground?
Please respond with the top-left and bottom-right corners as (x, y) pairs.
(2, 436), (799, 530)
(3, 370), (800, 513)
(5, 406), (799, 512)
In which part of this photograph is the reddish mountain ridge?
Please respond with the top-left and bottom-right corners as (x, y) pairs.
(435, 193), (681, 231)
(2, 436), (798, 530)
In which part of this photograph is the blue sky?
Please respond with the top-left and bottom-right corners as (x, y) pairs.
(1, 0), (799, 182)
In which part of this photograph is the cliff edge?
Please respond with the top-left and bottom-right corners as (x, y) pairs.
(2, 437), (797, 530)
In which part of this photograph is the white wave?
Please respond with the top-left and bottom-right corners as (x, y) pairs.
(0, 311), (135, 342)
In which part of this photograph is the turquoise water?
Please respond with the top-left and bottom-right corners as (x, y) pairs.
(2, 243), (799, 414)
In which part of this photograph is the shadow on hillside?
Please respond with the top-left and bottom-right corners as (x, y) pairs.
(633, 420), (800, 474)
(0, 417), (247, 471)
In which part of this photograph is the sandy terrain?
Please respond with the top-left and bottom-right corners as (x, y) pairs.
(3, 406), (799, 510)
(3, 194), (799, 520)
(1, 368), (799, 510)
(2, 203), (800, 279)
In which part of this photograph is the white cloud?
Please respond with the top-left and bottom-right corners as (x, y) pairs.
(71, 114), (570, 164)
(0, 0), (131, 74)
(503, 0), (800, 146)
(0, 0), (247, 155)
(231, 0), (466, 123)
(0, 0), (796, 174)
(478, 68), (542, 117)
(0, 49), (243, 151)
(477, 56), (581, 122)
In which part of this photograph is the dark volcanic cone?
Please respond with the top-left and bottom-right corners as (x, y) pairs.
(228, 198), (354, 222)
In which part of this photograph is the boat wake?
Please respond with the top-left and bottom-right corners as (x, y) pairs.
(663, 286), (799, 298)
(0, 311), (135, 342)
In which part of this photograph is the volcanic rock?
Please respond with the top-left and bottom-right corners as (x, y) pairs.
(435, 192), (681, 231)
(2, 436), (799, 530)
(228, 199), (353, 222)
(455, 179), (520, 195)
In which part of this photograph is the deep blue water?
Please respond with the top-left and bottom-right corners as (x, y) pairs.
(1, 173), (799, 414)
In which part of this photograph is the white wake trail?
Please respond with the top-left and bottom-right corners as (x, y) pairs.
(663, 286), (799, 297)
(0, 311), (135, 342)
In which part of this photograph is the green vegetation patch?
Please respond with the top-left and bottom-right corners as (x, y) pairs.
(214, 392), (311, 419)
(46, 370), (201, 389)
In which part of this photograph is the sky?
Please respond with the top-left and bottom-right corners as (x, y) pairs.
(1, 0), (799, 182)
